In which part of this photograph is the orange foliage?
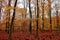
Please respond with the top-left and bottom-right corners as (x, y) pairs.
(15, 7), (27, 14)
(0, 17), (60, 31)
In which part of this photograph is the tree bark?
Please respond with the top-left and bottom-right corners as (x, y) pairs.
(29, 0), (32, 34)
(9, 0), (17, 40)
(55, 4), (59, 30)
(48, 0), (52, 31)
(36, 0), (39, 39)
(42, 0), (44, 31)
(6, 0), (11, 33)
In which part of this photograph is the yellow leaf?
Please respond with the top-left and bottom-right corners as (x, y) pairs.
(5, 5), (13, 11)
(15, 7), (27, 14)
(4, 5), (13, 14)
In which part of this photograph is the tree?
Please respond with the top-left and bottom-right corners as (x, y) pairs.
(55, 4), (59, 30)
(36, 0), (39, 39)
(29, 0), (32, 34)
(5, 0), (11, 33)
(48, 0), (52, 31)
(9, 0), (17, 40)
(41, 0), (44, 31)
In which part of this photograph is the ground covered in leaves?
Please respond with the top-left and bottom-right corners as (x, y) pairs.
(0, 31), (60, 40)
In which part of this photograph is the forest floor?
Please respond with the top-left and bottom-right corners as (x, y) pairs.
(0, 30), (60, 40)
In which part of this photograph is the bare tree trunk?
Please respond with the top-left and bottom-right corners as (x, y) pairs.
(9, 0), (17, 40)
(42, 0), (44, 31)
(29, 0), (32, 34)
(22, 0), (27, 32)
(48, 0), (52, 31)
(35, 7), (36, 18)
(55, 4), (59, 30)
(6, 0), (11, 33)
(36, 0), (39, 39)
(56, 9), (59, 30)
(24, 0), (27, 18)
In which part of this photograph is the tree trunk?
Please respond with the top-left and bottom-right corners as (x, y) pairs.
(29, 0), (32, 34)
(9, 0), (17, 40)
(6, 0), (11, 33)
(42, 0), (44, 31)
(55, 4), (59, 30)
(56, 9), (59, 30)
(23, 0), (27, 18)
(36, 0), (39, 39)
(48, 0), (52, 31)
